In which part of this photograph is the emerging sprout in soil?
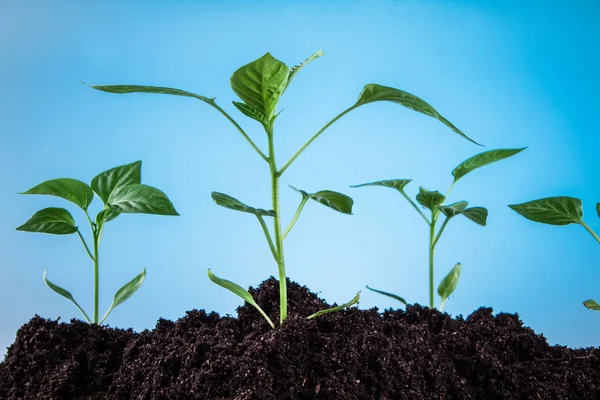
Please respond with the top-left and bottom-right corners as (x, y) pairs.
(354, 148), (526, 311)
(509, 196), (600, 311)
(16, 161), (178, 324)
(89, 50), (480, 326)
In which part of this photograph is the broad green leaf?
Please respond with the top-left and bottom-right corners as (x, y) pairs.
(207, 269), (274, 328)
(596, 203), (599, 219)
(100, 268), (146, 324)
(365, 285), (407, 305)
(91, 161), (142, 204)
(290, 186), (353, 214)
(462, 207), (488, 226)
(350, 179), (412, 194)
(437, 201), (469, 218)
(230, 53), (289, 120)
(286, 49), (324, 89)
(416, 187), (446, 211)
(509, 197), (583, 226)
(43, 270), (91, 323)
(583, 299), (600, 311)
(21, 178), (94, 210)
(233, 101), (266, 124)
(307, 291), (361, 319)
(16, 207), (77, 235)
(452, 148), (526, 183)
(108, 184), (179, 216)
(438, 262), (461, 311)
(88, 84), (217, 105)
(96, 208), (119, 225)
(354, 84), (479, 145)
(211, 192), (275, 217)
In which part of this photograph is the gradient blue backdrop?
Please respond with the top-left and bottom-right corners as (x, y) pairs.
(1, 0), (599, 359)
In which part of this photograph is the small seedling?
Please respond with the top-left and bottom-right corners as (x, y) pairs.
(354, 148), (526, 310)
(509, 196), (600, 311)
(16, 161), (178, 324)
(89, 50), (480, 326)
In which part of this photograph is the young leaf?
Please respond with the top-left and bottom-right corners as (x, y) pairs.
(290, 186), (353, 214)
(286, 49), (324, 89)
(21, 178), (94, 210)
(91, 161), (142, 204)
(365, 285), (407, 305)
(211, 192), (276, 217)
(416, 187), (446, 211)
(100, 268), (146, 324)
(230, 53), (289, 120)
(583, 299), (600, 311)
(354, 84), (480, 145)
(351, 179), (412, 194)
(462, 207), (488, 226)
(88, 84), (217, 105)
(438, 262), (461, 311)
(108, 184), (179, 215)
(207, 269), (275, 328)
(96, 208), (119, 225)
(16, 207), (78, 235)
(43, 270), (91, 323)
(451, 148), (527, 183)
(233, 101), (266, 124)
(307, 291), (361, 319)
(437, 201), (469, 218)
(509, 197), (583, 226)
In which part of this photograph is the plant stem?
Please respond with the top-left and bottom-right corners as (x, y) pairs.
(580, 221), (600, 244)
(92, 230), (100, 324)
(429, 215), (436, 308)
(433, 217), (450, 248)
(256, 215), (278, 261)
(400, 191), (430, 225)
(77, 230), (95, 261)
(283, 197), (309, 240)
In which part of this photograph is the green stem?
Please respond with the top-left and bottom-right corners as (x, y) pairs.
(400, 190), (430, 225)
(580, 221), (600, 244)
(77, 230), (95, 261)
(283, 197), (309, 240)
(256, 215), (278, 261)
(429, 215), (436, 308)
(279, 106), (355, 175)
(433, 217), (450, 248)
(92, 230), (100, 324)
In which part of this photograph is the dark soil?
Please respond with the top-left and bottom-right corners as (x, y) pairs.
(1, 278), (599, 399)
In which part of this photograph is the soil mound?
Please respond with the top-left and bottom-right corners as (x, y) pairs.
(1, 278), (599, 399)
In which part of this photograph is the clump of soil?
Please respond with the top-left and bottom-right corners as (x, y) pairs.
(1, 277), (599, 399)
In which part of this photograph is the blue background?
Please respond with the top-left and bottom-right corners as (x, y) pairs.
(1, 0), (599, 359)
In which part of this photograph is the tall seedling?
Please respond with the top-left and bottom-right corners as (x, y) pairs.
(90, 50), (480, 326)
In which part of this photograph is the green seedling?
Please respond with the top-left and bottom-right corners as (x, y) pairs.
(89, 50), (480, 326)
(16, 161), (178, 324)
(509, 196), (600, 311)
(354, 148), (526, 311)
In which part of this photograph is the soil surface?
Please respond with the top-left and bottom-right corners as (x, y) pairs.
(1, 277), (599, 399)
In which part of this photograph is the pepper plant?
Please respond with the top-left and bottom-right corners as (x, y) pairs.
(353, 148), (525, 310)
(89, 50), (480, 326)
(509, 196), (600, 311)
(16, 161), (178, 324)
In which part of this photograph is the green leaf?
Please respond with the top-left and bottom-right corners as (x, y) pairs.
(100, 268), (146, 324)
(286, 49), (324, 89)
(509, 197), (583, 226)
(596, 203), (599, 219)
(350, 179), (412, 194)
(416, 187), (446, 211)
(88, 84), (217, 105)
(365, 285), (407, 305)
(307, 291), (361, 319)
(583, 299), (600, 311)
(437, 201), (469, 218)
(108, 184), (179, 215)
(354, 84), (480, 145)
(438, 262), (461, 311)
(21, 178), (94, 210)
(462, 207), (488, 226)
(232, 101), (266, 124)
(43, 270), (91, 323)
(452, 148), (527, 183)
(91, 161), (142, 204)
(96, 208), (119, 225)
(16, 207), (78, 235)
(207, 269), (275, 328)
(230, 52), (289, 120)
(290, 186), (353, 214)
(211, 192), (276, 217)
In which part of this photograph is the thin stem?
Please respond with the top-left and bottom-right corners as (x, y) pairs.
(93, 230), (100, 324)
(400, 191), (430, 225)
(429, 215), (436, 308)
(433, 217), (450, 248)
(445, 181), (456, 199)
(212, 103), (269, 162)
(580, 221), (600, 244)
(279, 106), (355, 176)
(77, 230), (95, 261)
(283, 197), (309, 240)
(256, 215), (278, 261)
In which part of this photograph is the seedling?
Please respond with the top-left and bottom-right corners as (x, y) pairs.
(354, 148), (526, 310)
(89, 50), (480, 326)
(509, 196), (600, 311)
(16, 161), (178, 324)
